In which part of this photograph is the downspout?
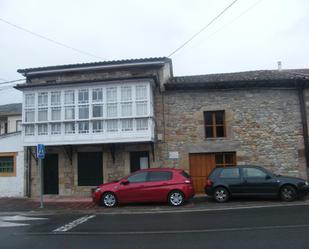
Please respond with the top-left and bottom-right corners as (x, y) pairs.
(26, 146), (32, 197)
(297, 83), (309, 172)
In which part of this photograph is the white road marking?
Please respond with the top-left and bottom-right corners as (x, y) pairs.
(0, 215), (47, 228)
(53, 215), (96, 232)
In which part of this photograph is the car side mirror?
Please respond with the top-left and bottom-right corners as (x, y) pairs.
(265, 175), (272, 180)
(121, 179), (129, 185)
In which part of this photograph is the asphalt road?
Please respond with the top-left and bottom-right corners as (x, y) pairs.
(1, 203), (309, 249)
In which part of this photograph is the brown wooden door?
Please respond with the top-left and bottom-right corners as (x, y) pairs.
(189, 153), (216, 194)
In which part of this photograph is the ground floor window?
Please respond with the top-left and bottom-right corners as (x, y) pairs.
(0, 153), (16, 177)
(78, 152), (103, 186)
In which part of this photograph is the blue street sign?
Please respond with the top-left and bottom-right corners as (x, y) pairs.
(37, 144), (45, 159)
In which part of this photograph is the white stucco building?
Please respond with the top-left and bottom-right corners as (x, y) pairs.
(0, 103), (24, 197)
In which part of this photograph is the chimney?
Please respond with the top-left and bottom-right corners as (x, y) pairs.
(277, 61), (282, 71)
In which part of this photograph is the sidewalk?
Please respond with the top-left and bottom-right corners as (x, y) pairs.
(0, 196), (308, 215)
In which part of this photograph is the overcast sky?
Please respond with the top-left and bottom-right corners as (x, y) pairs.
(0, 0), (308, 104)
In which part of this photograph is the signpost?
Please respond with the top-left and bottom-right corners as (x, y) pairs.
(37, 144), (45, 208)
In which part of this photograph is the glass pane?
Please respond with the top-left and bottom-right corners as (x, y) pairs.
(136, 118), (148, 131)
(106, 120), (118, 132)
(51, 107), (61, 120)
(0, 156), (14, 173)
(38, 108), (48, 121)
(51, 123), (61, 135)
(92, 121), (103, 133)
(121, 102), (132, 116)
(205, 127), (213, 138)
(216, 126), (225, 137)
(215, 153), (224, 165)
(106, 87), (117, 102)
(136, 101), (147, 115)
(219, 168), (239, 178)
(25, 110), (35, 122)
(65, 122), (75, 134)
(93, 104), (103, 117)
(215, 111), (224, 125)
(51, 91), (61, 106)
(38, 124), (48, 135)
(204, 112), (212, 125)
(121, 86), (132, 101)
(79, 105), (89, 119)
(78, 89), (89, 104)
(121, 119), (133, 131)
(243, 168), (267, 178)
(225, 153), (234, 164)
(148, 172), (172, 181)
(92, 88), (103, 102)
(25, 125), (34, 136)
(65, 106), (75, 119)
(25, 94), (35, 107)
(136, 85), (147, 100)
(107, 103), (117, 117)
(38, 92), (48, 106)
(127, 172), (148, 183)
(64, 91), (74, 104)
(78, 122), (89, 134)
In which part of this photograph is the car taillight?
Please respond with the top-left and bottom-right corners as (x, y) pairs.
(205, 180), (213, 187)
(184, 180), (191, 184)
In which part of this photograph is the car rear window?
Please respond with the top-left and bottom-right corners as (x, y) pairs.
(148, 171), (172, 181)
(219, 168), (240, 179)
(180, 170), (191, 179)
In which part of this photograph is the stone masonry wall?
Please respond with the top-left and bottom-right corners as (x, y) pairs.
(155, 88), (307, 179)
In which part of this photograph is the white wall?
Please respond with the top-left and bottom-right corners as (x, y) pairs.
(8, 115), (22, 133)
(0, 133), (24, 197)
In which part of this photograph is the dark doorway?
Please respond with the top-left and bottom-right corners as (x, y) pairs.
(78, 152), (103, 186)
(130, 151), (149, 173)
(43, 154), (59, 194)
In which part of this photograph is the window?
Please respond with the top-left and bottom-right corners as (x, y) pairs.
(204, 111), (226, 138)
(127, 172), (148, 183)
(106, 87), (117, 102)
(92, 88), (103, 103)
(78, 121), (89, 134)
(136, 85), (147, 100)
(65, 106), (75, 120)
(64, 90), (75, 105)
(25, 109), (35, 122)
(38, 108), (48, 121)
(78, 89), (89, 104)
(38, 124), (48, 135)
(243, 168), (267, 178)
(92, 104), (103, 118)
(38, 92), (48, 106)
(0, 153), (16, 176)
(25, 93), (35, 108)
(136, 118), (148, 131)
(107, 103), (117, 117)
(16, 120), (22, 132)
(51, 91), (61, 106)
(92, 120), (103, 133)
(121, 86), (132, 101)
(25, 124), (35, 136)
(65, 122), (75, 134)
(136, 101), (147, 115)
(121, 102), (132, 116)
(79, 105), (89, 119)
(51, 123), (61, 135)
(215, 153), (236, 167)
(148, 171), (172, 182)
(106, 120), (118, 132)
(219, 168), (240, 178)
(51, 107), (61, 120)
(121, 119), (133, 131)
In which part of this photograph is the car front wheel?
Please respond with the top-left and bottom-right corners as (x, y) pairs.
(101, 192), (117, 207)
(280, 185), (297, 202)
(214, 187), (229, 203)
(168, 190), (184, 206)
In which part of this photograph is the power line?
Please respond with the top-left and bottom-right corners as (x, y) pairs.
(0, 79), (25, 85)
(173, 0), (264, 59)
(0, 17), (104, 60)
(167, 0), (239, 58)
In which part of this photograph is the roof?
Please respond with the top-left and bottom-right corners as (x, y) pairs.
(0, 103), (22, 117)
(166, 69), (309, 90)
(17, 57), (171, 76)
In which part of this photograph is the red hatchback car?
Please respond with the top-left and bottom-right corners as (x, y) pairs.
(92, 168), (195, 207)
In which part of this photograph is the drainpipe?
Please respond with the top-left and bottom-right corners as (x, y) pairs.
(298, 84), (309, 173)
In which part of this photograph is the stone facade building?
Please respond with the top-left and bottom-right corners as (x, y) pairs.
(16, 58), (309, 196)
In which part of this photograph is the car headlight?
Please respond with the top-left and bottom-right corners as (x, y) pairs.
(305, 181), (309, 186)
(95, 187), (101, 193)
